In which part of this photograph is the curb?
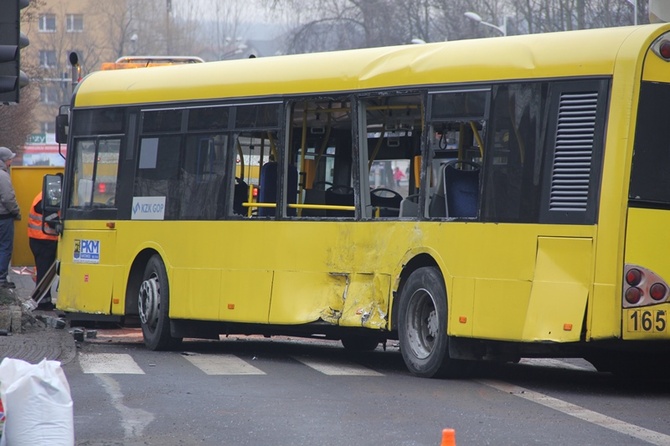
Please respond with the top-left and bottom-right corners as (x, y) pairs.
(0, 270), (76, 365)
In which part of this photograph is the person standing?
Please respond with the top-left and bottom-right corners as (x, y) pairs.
(0, 147), (20, 289)
(28, 191), (58, 310)
(393, 166), (405, 186)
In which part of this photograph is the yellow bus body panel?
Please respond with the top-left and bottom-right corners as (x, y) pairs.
(57, 222), (116, 314)
(55, 216), (598, 341)
(523, 237), (592, 342)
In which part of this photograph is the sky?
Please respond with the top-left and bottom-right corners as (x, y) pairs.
(173, 0), (284, 40)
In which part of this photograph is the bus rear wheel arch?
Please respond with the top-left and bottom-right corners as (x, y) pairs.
(138, 254), (182, 350)
(398, 266), (469, 378)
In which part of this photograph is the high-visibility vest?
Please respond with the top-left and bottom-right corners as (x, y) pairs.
(27, 192), (58, 241)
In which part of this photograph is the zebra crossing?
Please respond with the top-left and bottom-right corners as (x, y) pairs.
(77, 351), (595, 376)
(78, 351), (386, 376)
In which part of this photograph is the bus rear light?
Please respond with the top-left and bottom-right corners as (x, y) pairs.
(252, 186), (258, 198)
(98, 182), (107, 193)
(660, 40), (670, 59)
(625, 287), (642, 305)
(626, 268), (642, 286)
(623, 264), (670, 307)
(650, 283), (667, 301)
(651, 35), (670, 61)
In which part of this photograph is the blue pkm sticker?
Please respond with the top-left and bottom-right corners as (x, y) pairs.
(73, 239), (100, 264)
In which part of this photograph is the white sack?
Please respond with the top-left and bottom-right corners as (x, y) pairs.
(0, 357), (74, 446)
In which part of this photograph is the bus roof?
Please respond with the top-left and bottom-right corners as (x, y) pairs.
(74, 24), (670, 108)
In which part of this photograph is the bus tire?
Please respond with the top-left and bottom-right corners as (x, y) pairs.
(138, 255), (182, 350)
(398, 266), (466, 378)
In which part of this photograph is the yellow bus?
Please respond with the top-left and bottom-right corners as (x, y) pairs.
(47, 24), (670, 377)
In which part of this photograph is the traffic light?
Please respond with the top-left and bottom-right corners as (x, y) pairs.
(0, 0), (30, 104)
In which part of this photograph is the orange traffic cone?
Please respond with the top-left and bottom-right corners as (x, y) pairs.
(441, 428), (456, 446)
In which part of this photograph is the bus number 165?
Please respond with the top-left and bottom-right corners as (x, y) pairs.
(628, 309), (667, 333)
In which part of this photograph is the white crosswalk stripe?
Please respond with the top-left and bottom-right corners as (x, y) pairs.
(80, 353), (145, 375)
(293, 356), (384, 376)
(181, 353), (266, 375)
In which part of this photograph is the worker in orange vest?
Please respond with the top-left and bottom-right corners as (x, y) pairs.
(27, 192), (58, 310)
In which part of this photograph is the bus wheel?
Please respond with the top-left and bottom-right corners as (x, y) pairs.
(398, 266), (466, 378)
(138, 255), (182, 350)
(341, 335), (380, 352)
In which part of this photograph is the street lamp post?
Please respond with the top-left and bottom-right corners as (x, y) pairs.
(627, 0), (638, 25)
(464, 11), (507, 36)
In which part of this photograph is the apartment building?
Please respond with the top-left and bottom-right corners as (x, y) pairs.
(23, 0), (126, 137)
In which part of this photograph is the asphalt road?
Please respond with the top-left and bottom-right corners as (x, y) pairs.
(61, 331), (670, 446)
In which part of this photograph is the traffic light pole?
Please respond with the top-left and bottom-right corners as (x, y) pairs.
(0, 0), (30, 104)
(69, 51), (81, 97)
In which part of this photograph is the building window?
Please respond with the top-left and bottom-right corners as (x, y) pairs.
(66, 14), (83, 32)
(39, 50), (57, 68)
(40, 86), (60, 104)
(38, 14), (56, 32)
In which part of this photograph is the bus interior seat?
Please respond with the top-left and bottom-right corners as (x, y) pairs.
(325, 185), (355, 217)
(443, 160), (480, 218)
(302, 181), (332, 217)
(258, 162), (298, 217)
(428, 170), (446, 217)
(258, 162), (277, 216)
(232, 177), (248, 216)
(399, 193), (419, 217)
(370, 188), (402, 217)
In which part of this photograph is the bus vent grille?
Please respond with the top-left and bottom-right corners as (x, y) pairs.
(549, 91), (598, 212)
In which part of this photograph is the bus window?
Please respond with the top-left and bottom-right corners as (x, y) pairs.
(630, 81), (670, 204)
(363, 94), (422, 218)
(134, 135), (181, 219)
(237, 131), (276, 218)
(426, 88), (489, 219)
(291, 99), (354, 219)
(70, 138), (120, 209)
(182, 134), (228, 220)
(480, 82), (549, 223)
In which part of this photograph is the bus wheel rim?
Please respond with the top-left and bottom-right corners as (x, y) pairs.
(406, 287), (438, 360)
(138, 276), (160, 328)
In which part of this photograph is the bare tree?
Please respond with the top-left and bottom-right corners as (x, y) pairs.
(191, 0), (252, 60)
(264, 0), (650, 54)
(262, 0), (418, 53)
(0, 85), (39, 154)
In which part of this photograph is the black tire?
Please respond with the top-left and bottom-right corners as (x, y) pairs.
(341, 335), (380, 352)
(398, 266), (468, 378)
(138, 255), (182, 350)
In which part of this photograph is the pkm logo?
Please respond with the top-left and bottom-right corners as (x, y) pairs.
(73, 238), (101, 263)
(81, 239), (99, 254)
